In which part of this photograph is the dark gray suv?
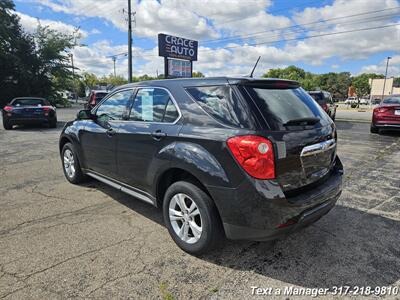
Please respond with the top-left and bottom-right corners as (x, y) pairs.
(59, 77), (343, 254)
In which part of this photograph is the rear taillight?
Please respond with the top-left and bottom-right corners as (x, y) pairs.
(3, 106), (13, 112)
(42, 106), (52, 116)
(227, 135), (275, 180)
(375, 107), (389, 113)
(322, 104), (328, 111)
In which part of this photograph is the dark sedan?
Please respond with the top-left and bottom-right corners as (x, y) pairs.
(308, 91), (337, 121)
(371, 95), (400, 134)
(2, 97), (57, 130)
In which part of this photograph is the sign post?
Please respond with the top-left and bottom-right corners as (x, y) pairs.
(158, 33), (198, 78)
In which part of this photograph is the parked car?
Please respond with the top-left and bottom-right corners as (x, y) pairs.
(371, 95), (400, 134)
(84, 90), (109, 110)
(2, 97), (57, 130)
(59, 77), (343, 254)
(308, 90), (337, 120)
(372, 98), (381, 105)
(359, 98), (370, 105)
(344, 97), (358, 104)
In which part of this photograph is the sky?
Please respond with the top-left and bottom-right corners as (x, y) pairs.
(13, 0), (400, 79)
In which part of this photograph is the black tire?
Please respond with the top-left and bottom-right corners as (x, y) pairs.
(61, 142), (86, 184)
(3, 120), (12, 130)
(370, 124), (379, 134)
(163, 181), (224, 255)
(49, 118), (57, 128)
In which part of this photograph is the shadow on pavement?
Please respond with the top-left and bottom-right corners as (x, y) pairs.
(87, 181), (400, 289)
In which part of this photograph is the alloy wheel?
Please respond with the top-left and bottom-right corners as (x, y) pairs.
(168, 193), (202, 244)
(63, 149), (75, 178)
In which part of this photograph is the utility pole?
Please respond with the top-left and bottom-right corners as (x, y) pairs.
(112, 56), (116, 77)
(382, 56), (392, 101)
(127, 0), (135, 83)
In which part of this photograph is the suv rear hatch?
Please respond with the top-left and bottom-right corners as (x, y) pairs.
(236, 80), (336, 192)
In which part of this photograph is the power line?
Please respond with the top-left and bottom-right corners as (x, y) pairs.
(199, 12), (400, 47)
(126, 22), (399, 58)
(108, 12), (399, 59)
(201, 6), (400, 44)
(202, 23), (400, 52)
(210, 0), (319, 25)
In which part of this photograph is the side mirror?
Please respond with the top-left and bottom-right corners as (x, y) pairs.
(77, 109), (93, 120)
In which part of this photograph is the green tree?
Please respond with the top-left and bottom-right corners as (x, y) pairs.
(0, 0), (78, 107)
(352, 73), (384, 97)
(81, 72), (98, 88)
(0, 0), (37, 106)
(192, 71), (205, 78)
(263, 65), (306, 81)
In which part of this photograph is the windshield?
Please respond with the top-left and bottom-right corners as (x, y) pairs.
(382, 97), (400, 104)
(12, 99), (46, 106)
(243, 86), (330, 130)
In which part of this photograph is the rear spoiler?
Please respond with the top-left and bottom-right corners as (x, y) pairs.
(229, 78), (300, 89)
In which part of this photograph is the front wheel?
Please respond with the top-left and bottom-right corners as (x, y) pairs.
(163, 181), (224, 255)
(61, 143), (86, 184)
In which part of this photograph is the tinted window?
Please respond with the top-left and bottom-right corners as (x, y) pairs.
(12, 99), (46, 106)
(163, 99), (179, 123)
(308, 92), (326, 104)
(95, 93), (108, 102)
(382, 97), (400, 104)
(186, 85), (251, 128)
(244, 86), (330, 130)
(96, 90), (133, 121)
(129, 88), (179, 123)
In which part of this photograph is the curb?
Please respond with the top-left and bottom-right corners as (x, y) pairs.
(335, 118), (370, 124)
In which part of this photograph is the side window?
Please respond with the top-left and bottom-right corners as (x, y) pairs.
(96, 90), (133, 122)
(186, 85), (251, 128)
(129, 88), (179, 123)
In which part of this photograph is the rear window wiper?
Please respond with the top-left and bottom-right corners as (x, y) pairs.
(283, 117), (320, 126)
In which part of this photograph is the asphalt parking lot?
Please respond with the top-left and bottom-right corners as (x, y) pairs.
(0, 107), (399, 299)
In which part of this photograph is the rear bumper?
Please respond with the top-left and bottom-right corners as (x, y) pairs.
(207, 156), (343, 241)
(5, 117), (54, 124)
(373, 123), (400, 130)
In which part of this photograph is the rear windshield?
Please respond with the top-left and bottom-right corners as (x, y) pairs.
(243, 86), (330, 130)
(308, 92), (327, 104)
(95, 93), (108, 100)
(12, 99), (47, 106)
(382, 97), (400, 104)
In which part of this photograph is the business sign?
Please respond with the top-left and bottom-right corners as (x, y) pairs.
(158, 33), (198, 61)
(168, 59), (192, 78)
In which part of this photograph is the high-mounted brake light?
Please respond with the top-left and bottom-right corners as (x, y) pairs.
(3, 106), (13, 112)
(227, 135), (275, 180)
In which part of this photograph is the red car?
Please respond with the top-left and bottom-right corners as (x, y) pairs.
(371, 95), (400, 134)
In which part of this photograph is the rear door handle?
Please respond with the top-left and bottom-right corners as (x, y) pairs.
(151, 130), (167, 140)
(106, 128), (116, 137)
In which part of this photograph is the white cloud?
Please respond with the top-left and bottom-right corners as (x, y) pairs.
(23, 0), (400, 78)
(361, 55), (400, 76)
(16, 12), (88, 38)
